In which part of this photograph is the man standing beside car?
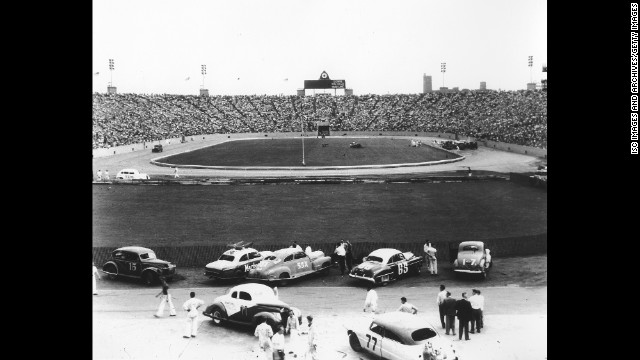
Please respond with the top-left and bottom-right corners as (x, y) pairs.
(436, 284), (447, 329)
(334, 241), (347, 276)
(305, 315), (319, 360)
(424, 242), (437, 275)
(469, 289), (485, 333)
(442, 291), (457, 336)
(182, 292), (204, 338)
(455, 292), (473, 341)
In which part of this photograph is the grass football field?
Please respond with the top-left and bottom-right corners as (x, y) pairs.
(159, 137), (458, 167)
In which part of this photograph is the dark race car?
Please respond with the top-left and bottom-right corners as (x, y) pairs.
(350, 248), (423, 286)
(102, 246), (177, 285)
(203, 283), (301, 333)
(152, 144), (163, 153)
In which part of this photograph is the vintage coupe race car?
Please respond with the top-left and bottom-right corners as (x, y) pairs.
(204, 243), (273, 281)
(347, 312), (459, 360)
(102, 246), (177, 285)
(349, 248), (423, 286)
(246, 247), (332, 284)
(452, 241), (492, 278)
(203, 283), (301, 333)
(151, 144), (163, 153)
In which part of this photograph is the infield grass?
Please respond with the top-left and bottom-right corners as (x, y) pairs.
(159, 137), (458, 167)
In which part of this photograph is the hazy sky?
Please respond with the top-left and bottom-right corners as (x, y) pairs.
(93, 0), (547, 95)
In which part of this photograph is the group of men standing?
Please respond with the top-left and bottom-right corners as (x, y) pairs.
(437, 285), (485, 341)
(96, 169), (110, 181)
(254, 315), (318, 360)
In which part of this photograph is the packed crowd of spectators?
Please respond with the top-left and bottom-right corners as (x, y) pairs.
(92, 90), (547, 149)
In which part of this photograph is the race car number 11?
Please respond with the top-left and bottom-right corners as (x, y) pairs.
(397, 261), (409, 275)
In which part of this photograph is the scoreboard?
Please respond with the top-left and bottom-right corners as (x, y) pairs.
(304, 71), (345, 89)
(304, 79), (346, 89)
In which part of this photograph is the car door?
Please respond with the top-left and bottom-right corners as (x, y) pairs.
(122, 251), (141, 277)
(292, 252), (312, 277)
(223, 291), (251, 323)
(244, 251), (262, 272)
(379, 328), (406, 360)
(395, 253), (410, 278)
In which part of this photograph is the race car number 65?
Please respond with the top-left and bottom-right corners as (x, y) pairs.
(397, 261), (409, 275)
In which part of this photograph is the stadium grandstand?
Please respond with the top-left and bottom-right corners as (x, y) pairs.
(92, 90), (547, 150)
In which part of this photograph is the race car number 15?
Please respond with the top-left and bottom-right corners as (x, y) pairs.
(397, 261), (409, 275)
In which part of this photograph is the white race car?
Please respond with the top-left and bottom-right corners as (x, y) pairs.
(347, 312), (458, 360)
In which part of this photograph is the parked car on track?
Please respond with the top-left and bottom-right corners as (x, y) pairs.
(204, 242), (273, 281)
(246, 247), (332, 285)
(350, 248), (422, 286)
(347, 312), (459, 360)
(452, 241), (492, 278)
(115, 168), (150, 180)
(102, 246), (176, 285)
(202, 283), (301, 333)
(152, 144), (163, 153)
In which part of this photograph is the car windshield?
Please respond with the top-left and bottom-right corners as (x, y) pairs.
(365, 256), (383, 263)
(139, 252), (156, 260)
(218, 254), (235, 262)
(411, 328), (438, 342)
(462, 245), (479, 252)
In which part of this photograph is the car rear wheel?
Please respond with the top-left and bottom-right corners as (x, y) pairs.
(143, 271), (156, 286)
(104, 264), (117, 280)
(349, 333), (363, 352)
(278, 273), (290, 286)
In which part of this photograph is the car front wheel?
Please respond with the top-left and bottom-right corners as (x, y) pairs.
(104, 264), (117, 280)
(349, 333), (363, 352)
(211, 307), (226, 325)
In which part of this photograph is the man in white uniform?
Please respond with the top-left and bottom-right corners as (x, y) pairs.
(92, 262), (101, 295)
(305, 315), (319, 360)
(96, 170), (102, 181)
(469, 289), (485, 333)
(424, 242), (438, 275)
(254, 318), (274, 360)
(182, 292), (204, 338)
(272, 326), (285, 360)
(363, 286), (378, 313)
(397, 297), (418, 314)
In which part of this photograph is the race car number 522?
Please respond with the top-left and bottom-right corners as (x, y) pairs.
(397, 261), (408, 275)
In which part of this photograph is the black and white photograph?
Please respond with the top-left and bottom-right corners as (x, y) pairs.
(92, 0), (547, 359)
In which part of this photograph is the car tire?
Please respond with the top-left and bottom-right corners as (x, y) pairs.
(278, 273), (290, 286)
(349, 333), (363, 352)
(143, 271), (156, 286)
(211, 307), (226, 325)
(104, 264), (117, 280)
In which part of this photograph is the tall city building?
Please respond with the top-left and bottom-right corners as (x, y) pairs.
(423, 74), (432, 93)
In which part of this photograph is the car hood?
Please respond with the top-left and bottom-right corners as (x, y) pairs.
(214, 296), (290, 309)
(205, 260), (235, 270)
(143, 258), (173, 266)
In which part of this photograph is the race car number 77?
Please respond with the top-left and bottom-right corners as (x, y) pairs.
(397, 261), (408, 275)
(365, 334), (378, 350)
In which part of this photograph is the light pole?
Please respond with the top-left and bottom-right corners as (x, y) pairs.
(301, 116), (306, 166)
(441, 62), (446, 88)
(528, 56), (533, 83)
(109, 59), (114, 87)
(201, 64), (206, 89)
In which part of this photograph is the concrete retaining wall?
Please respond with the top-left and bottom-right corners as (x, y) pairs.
(92, 233), (546, 268)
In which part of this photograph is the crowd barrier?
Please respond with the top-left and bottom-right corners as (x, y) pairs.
(92, 131), (546, 159)
(92, 233), (546, 268)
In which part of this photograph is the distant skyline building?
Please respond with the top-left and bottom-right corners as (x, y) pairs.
(423, 74), (432, 93)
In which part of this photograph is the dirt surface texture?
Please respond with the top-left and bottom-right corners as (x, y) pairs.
(93, 255), (547, 360)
